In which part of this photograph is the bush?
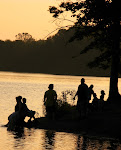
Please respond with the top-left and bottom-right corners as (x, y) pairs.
(55, 90), (77, 119)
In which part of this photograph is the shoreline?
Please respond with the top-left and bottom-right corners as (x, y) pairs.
(30, 103), (121, 139)
(4, 103), (121, 139)
(0, 70), (114, 78)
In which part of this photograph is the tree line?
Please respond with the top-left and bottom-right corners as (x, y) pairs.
(0, 29), (113, 76)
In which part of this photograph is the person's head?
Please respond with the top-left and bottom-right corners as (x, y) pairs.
(16, 96), (22, 103)
(93, 93), (97, 98)
(81, 78), (85, 84)
(90, 84), (94, 89)
(48, 84), (54, 90)
(23, 98), (26, 104)
(101, 90), (105, 95)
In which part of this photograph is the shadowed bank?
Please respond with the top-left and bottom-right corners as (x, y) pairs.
(22, 102), (121, 139)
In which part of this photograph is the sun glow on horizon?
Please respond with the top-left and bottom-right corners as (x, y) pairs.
(0, 0), (74, 41)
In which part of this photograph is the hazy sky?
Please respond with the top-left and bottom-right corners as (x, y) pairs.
(0, 0), (75, 41)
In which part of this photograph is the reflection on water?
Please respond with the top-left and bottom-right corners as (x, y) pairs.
(43, 130), (55, 149)
(76, 135), (121, 150)
(0, 71), (121, 150)
(4, 128), (121, 150)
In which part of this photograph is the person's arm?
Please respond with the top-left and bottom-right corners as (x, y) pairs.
(73, 91), (78, 100)
(53, 91), (57, 100)
(55, 92), (57, 100)
(73, 86), (79, 100)
(25, 104), (29, 111)
(15, 105), (17, 112)
(44, 92), (47, 103)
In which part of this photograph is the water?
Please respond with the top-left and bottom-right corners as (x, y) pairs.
(0, 71), (121, 150)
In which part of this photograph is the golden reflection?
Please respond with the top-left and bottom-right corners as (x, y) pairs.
(11, 128), (45, 150)
(0, 71), (118, 101)
(54, 132), (77, 150)
(0, 72), (121, 149)
(76, 135), (120, 150)
(43, 130), (55, 149)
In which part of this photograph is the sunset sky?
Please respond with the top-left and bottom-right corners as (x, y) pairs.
(0, 0), (75, 41)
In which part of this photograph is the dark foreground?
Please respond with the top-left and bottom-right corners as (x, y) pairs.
(26, 103), (121, 139)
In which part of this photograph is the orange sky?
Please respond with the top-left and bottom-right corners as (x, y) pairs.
(0, 0), (75, 41)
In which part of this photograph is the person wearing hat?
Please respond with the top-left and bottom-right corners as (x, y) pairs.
(73, 78), (89, 119)
(44, 84), (57, 120)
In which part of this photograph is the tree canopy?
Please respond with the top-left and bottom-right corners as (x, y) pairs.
(49, 0), (121, 102)
(49, 0), (120, 69)
(15, 33), (35, 42)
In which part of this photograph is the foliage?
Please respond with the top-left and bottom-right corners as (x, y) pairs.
(15, 33), (35, 42)
(49, 0), (121, 69)
(43, 90), (77, 119)
(55, 90), (77, 119)
(0, 29), (116, 76)
(58, 90), (76, 103)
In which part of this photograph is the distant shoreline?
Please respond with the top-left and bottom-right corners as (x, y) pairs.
(0, 70), (113, 78)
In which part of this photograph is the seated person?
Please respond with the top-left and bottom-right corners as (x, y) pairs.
(15, 96), (23, 112)
(22, 98), (35, 121)
(7, 96), (23, 130)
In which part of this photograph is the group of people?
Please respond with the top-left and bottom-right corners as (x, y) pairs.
(7, 96), (35, 130)
(43, 78), (105, 120)
(91, 89), (105, 112)
(73, 78), (105, 119)
(7, 78), (105, 129)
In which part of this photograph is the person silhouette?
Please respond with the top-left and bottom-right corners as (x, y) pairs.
(44, 84), (57, 120)
(22, 98), (35, 122)
(100, 90), (105, 101)
(73, 78), (89, 119)
(92, 93), (98, 111)
(98, 90), (105, 112)
(88, 84), (94, 102)
(7, 96), (23, 130)
(15, 96), (23, 112)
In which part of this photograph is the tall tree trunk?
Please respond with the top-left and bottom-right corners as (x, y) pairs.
(108, 0), (120, 103)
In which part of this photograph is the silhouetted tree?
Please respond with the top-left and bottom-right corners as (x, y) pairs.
(49, 0), (121, 102)
(15, 33), (35, 42)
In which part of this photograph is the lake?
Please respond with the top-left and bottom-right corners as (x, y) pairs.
(0, 71), (121, 149)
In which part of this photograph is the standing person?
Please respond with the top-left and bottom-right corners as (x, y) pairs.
(87, 84), (94, 112)
(44, 84), (57, 120)
(92, 93), (98, 112)
(88, 84), (94, 102)
(98, 90), (105, 112)
(73, 78), (89, 119)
